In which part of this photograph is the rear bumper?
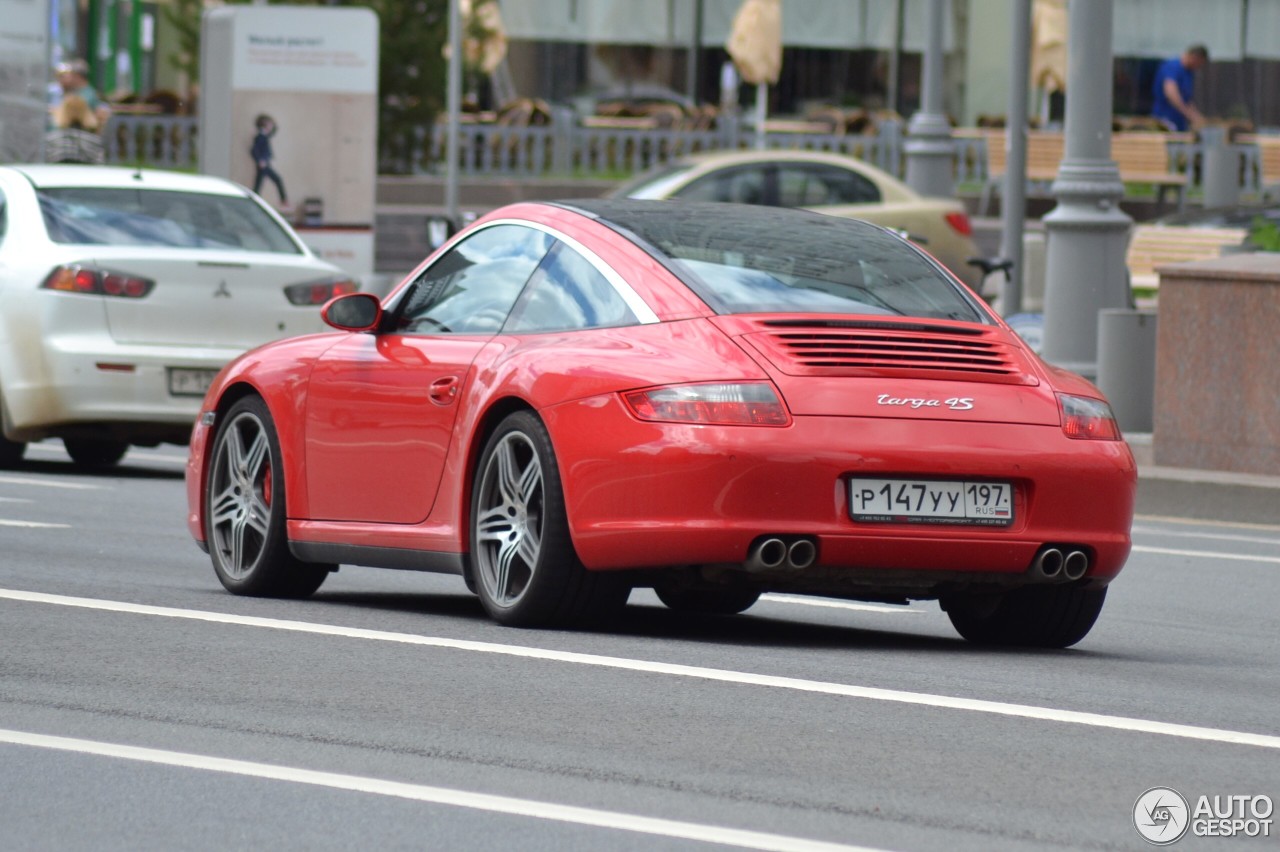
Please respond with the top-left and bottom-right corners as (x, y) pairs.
(3, 329), (241, 443)
(544, 395), (1136, 590)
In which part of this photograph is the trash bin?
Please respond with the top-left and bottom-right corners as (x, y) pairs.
(1096, 308), (1158, 433)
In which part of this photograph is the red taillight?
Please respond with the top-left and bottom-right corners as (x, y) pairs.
(622, 383), (790, 426)
(944, 211), (973, 237)
(285, 277), (360, 306)
(42, 265), (153, 298)
(1058, 393), (1121, 441)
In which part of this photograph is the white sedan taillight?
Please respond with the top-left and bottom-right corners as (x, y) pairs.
(284, 276), (360, 306)
(42, 265), (154, 298)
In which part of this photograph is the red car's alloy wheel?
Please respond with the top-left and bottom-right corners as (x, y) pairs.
(474, 429), (546, 609)
(208, 408), (274, 581)
(470, 411), (628, 626)
(205, 397), (330, 598)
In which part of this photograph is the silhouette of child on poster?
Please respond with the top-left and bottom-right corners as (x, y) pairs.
(251, 114), (288, 207)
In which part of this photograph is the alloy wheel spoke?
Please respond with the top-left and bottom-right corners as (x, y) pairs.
(242, 429), (269, 480)
(516, 525), (540, 568)
(495, 440), (523, 507)
(226, 422), (249, 471)
(245, 493), (271, 537)
(231, 514), (249, 575)
(518, 455), (541, 506)
(494, 536), (520, 602)
(210, 483), (242, 527)
(477, 505), (515, 542)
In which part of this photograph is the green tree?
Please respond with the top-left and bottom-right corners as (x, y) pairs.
(162, 0), (206, 84)
(368, 0), (448, 173)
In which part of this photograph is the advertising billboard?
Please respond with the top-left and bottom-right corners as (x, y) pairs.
(199, 6), (378, 277)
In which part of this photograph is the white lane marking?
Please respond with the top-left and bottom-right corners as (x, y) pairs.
(1131, 546), (1280, 566)
(1134, 514), (1280, 533)
(25, 444), (65, 454)
(0, 476), (103, 490)
(0, 497), (33, 503)
(0, 519), (71, 529)
(760, 594), (922, 615)
(1132, 526), (1280, 547)
(4, 588), (1280, 752)
(0, 729), (880, 852)
(123, 450), (188, 464)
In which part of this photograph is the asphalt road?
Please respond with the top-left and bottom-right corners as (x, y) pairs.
(2, 441), (1278, 851)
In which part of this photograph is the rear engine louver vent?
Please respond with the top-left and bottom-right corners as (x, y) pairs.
(745, 320), (1032, 384)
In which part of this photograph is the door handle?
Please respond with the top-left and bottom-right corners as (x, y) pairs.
(428, 375), (460, 406)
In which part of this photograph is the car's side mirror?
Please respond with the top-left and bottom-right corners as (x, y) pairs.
(322, 292), (382, 332)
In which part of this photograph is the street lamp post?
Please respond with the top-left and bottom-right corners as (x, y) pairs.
(999, 0), (1033, 316)
(445, 0), (462, 227)
(1040, 0), (1131, 380)
(904, 0), (955, 198)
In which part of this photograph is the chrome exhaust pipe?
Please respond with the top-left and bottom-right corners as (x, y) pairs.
(786, 539), (817, 570)
(745, 537), (788, 572)
(1031, 547), (1064, 580)
(1062, 549), (1089, 581)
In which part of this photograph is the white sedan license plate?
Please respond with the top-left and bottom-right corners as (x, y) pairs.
(849, 478), (1014, 526)
(168, 368), (218, 397)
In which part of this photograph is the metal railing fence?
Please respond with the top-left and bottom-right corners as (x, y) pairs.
(101, 112), (1276, 198)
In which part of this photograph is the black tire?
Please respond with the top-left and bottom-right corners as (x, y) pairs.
(654, 581), (761, 615)
(0, 434), (25, 468)
(944, 585), (1107, 648)
(470, 410), (627, 627)
(0, 391), (26, 468)
(63, 437), (129, 468)
(205, 396), (331, 598)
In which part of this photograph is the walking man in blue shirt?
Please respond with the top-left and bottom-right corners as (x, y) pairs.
(1152, 45), (1208, 132)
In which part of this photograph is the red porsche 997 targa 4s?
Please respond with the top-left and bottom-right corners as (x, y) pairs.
(186, 200), (1135, 647)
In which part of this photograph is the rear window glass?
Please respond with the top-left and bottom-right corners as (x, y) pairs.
(586, 201), (989, 323)
(37, 187), (303, 253)
(611, 164), (698, 200)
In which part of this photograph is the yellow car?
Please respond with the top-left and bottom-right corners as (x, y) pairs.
(612, 149), (983, 289)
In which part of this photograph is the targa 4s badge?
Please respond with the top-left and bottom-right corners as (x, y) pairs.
(877, 394), (974, 411)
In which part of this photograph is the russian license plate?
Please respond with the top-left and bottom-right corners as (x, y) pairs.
(168, 368), (218, 397)
(849, 478), (1014, 526)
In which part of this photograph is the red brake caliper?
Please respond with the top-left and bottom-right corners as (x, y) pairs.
(262, 463), (272, 506)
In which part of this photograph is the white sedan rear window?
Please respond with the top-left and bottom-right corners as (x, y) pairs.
(37, 187), (303, 254)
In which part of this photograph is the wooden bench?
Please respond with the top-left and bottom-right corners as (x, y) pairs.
(1110, 132), (1190, 211)
(1239, 133), (1280, 198)
(978, 130), (1063, 215)
(976, 130), (1189, 215)
(1125, 224), (1248, 305)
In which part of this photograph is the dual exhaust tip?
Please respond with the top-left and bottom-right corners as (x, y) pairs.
(1031, 546), (1090, 582)
(745, 539), (1088, 580)
(746, 536), (817, 572)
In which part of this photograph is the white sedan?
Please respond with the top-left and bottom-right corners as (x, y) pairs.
(0, 165), (356, 468)
(612, 149), (984, 289)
